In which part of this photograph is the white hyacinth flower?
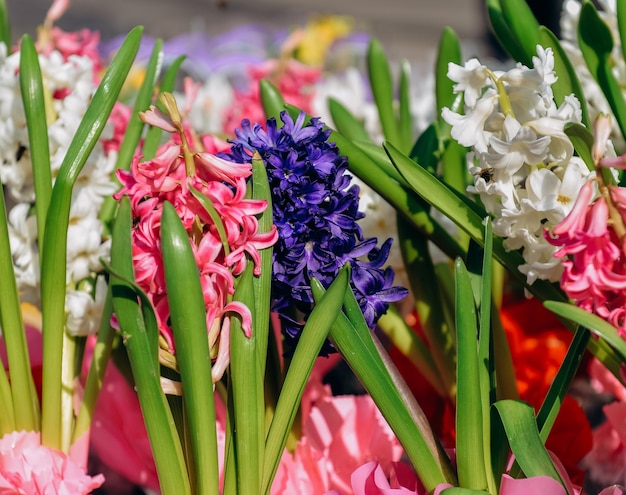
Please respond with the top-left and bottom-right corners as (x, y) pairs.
(443, 45), (593, 284)
(65, 276), (108, 336)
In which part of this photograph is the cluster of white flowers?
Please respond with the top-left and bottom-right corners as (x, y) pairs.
(442, 46), (593, 284)
(1, 43), (116, 335)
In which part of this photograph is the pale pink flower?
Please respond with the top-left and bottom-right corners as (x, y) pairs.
(272, 393), (403, 495)
(0, 430), (104, 494)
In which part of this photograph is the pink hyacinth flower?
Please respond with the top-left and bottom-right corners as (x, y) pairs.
(546, 179), (626, 336)
(272, 393), (403, 494)
(0, 430), (104, 494)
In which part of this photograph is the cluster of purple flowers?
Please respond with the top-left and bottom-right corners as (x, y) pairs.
(223, 111), (407, 350)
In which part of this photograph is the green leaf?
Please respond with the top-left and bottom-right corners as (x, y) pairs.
(539, 27), (590, 127)
(40, 26), (143, 450)
(579, 1), (626, 139)
(397, 214), (456, 396)
(230, 264), (264, 495)
(328, 97), (372, 143)
(0, 161), (38, 432)
(189, 185), (230, 255)
(0, 0), (9, 48)
(499, 0), (541, 65)
(72, 287), (115, 444)
(318, 282), (457, 492)
(161, 202), (219, 495)
(260, 78), (286, 123)
(475, 220), (499, 494)
(262, 267), (349, 494)
(544, 301), (626, 362)
(142, 55), (187, 160)
(564, 122), (595, 171)
(455, 258), (488, 491)
(99, 38), (164, 230)
(116, 38), (163, 172)
(409, 122), (440, 175)
(110, 196), (191, 495)
(618, 0), (626, 65)
(436, 27), (462, 131)
(486, 0), (529, 64)
(250, 155), (274, 374)
(367, 38), (400, 145)
(493, 400), (564, 485)
(20, 34), (52, 249)
(536, 325), (590, 442)
(398, 60), (413, 153)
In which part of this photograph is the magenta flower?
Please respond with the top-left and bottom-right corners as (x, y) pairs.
(0, 430), (104, 494)
(114, 102), (277, 380)
(545, 179), (626, 336)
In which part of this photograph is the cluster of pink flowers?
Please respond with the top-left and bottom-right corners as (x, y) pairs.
(0, 430), (104, 494)
(114, 103), (277, 380)
(222, 58), (321, 134)
(545, 116), (626, 337)
(545, 179), (626, 335)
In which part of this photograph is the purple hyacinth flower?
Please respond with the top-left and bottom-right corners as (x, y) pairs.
(222, 111), (408, 353)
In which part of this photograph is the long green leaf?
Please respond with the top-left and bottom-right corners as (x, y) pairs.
(536, 325), (591, 442)
(20, 34), (52, 249)
(499, 0), (541, 65)
(493, 400), (564, 485)
(0, 0), (9, 48)
(142, 55), (187, 160)
(40, 26), (142, 450)
(109, 197), (191, 495)
(579, 2), (626, 139)
(260, 78), (286, 123)
(116, 38), (163, 172)
(328, 97), (372, 143)
(318, 282), (457, 492)
(250, 155), (274, 375)
(544, 301), (626, 363)
(436, 27), (462, 132)
(398, 60), (413, 153)
(564, 122), (595, 171)
(262, 267), (349, 494)
(230, 263), (264, 495)
(368, 38), (400, 145)
(485, 0), (529, 64)
(455, 258), (487, 491)
(0, 166), (38, 431)
(72, 287), (115, 444)
(161, 201), (219, 495)
(397, 214), (456, 396)
(475, 220), (499, 494)
(618, 0), (626, 65)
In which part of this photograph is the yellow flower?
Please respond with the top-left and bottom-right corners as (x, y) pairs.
(294, 15), (353, 67)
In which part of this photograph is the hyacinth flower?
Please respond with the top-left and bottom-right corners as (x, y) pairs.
(223, 110), (408, 351)
(113, 92), (278, 380)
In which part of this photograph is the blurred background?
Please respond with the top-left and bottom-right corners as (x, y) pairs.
(7, 0), (493, 69)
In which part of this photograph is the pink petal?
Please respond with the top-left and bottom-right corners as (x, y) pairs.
(499, 474), (567, 495)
